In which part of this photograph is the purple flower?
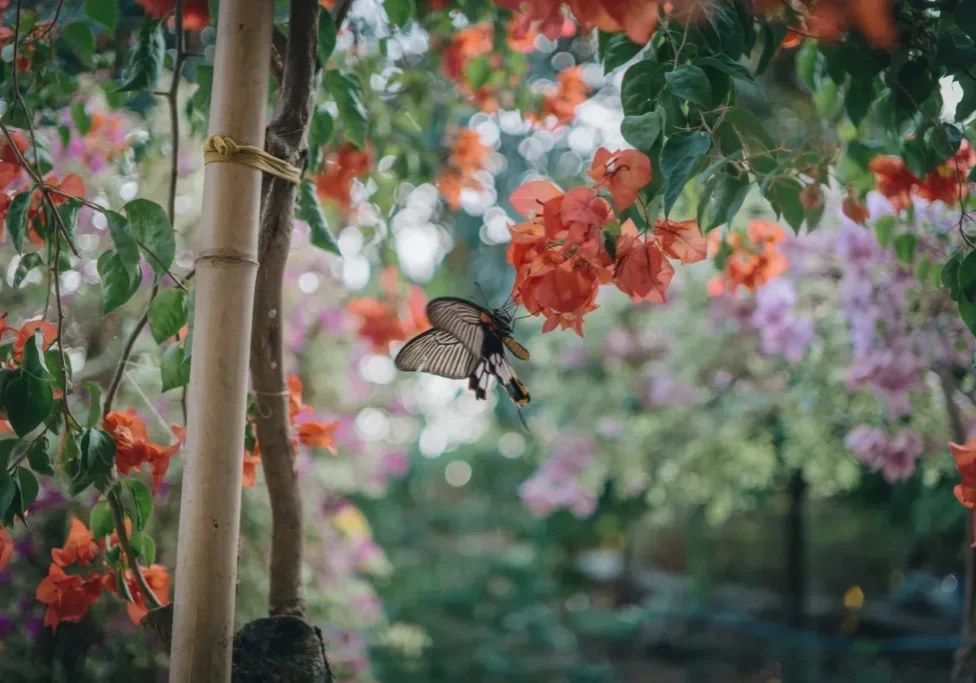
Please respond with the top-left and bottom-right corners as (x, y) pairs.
(0, 614), (14, 636)
(640, 373), (701, 407)
(845, 426), (922, 483)
(519, 435), (600, 519)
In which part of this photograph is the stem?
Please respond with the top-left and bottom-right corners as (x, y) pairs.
(108, 487), (163, 610)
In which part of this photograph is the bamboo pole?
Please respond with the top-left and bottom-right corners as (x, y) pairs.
(169, 1), (273, 680)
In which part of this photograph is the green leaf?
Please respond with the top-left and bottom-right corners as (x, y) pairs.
(21, 332), (51, 382)
(894, 233), (917, 266)
(326, 70), (368, 148)
(603, 33), (643, 73)
(765, 178), (805, 234)
(0, 468), (15, 521)
(795, 40), (819, 90)
(958, 251), (976, 303)
(700, 170), (749, 232)
(6, 190), (32, 253)
(874, 214), (896, 249)
(915, 254), (931, 283)
(318, 10), (338, 64)
(161, 343), (191, 392)
(956, 2), (976, 43)
(27, 436), (53, 476)
(89, 501), (114, 540)
(926, 124), (964, 165)
(757, 24), (787, 76)
(85, 0), (119, 32)
(81, 381), (103, 428)
(665, 65), (712, 107)
(385, 0), (414, 27)
(660, 131), (711, 214)
(98, 249), (142, 314)
(3, 373), (53, 436)
(130, 532), (156, 564)
(309, 106), (335, 154)
(70, 100), (92, 137)
(621, 61), (668, 116)
(80, 428), (116, 490)
(61, 22), (95, 66)
(1, 102), (31, 130)
(13, 252), (43, 290)
(148, 289), (189, 345)
(118, 19), (165, 92)
(105, 211), (141, 273)
(124, 199), (175, 276)
(698, 54), (755, 84)
(620, 112), (662, 153)
(297, 179), (339, 254)
(945, 252), (963, 301)
(14, 467), (38, 520)
(123, 478), (153, 531)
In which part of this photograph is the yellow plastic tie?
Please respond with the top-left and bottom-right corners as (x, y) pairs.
(203, 133), (302, 185)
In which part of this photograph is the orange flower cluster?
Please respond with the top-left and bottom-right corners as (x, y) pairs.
(495, 0), (659, 46)
(103, 409), (186, 493)
(0, 527), (12, 572)
(242, 374), (340, 488)
(759, 0), (896, 49)
(706, 220), (789, 296)
(869, 141), (976, 211)
(346, 266), (431, 353)
(539, 66), (591, 125)
(314, 143), (373, 215)
(435, 128), (492, 211)
(508, 148), (704, 336)
(135, 0), (210, 29)
(35, 517), (102, 631)
(439, 19), (537, 113)
(950, 438), (976, 547)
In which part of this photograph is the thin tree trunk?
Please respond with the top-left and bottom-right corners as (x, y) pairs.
(250, 0), (352, 617)
(169, 1), (274, 680)
(786, 470), (807, 630)
(941, 369), (976, 683)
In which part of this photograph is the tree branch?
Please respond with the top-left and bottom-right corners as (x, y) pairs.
(251, 0), (323, 617)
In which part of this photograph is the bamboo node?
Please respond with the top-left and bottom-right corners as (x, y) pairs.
(203, 133), (301, 184)
(194, 251), (260, 267)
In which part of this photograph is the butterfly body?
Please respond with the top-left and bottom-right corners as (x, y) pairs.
(395, 297), (531, 408)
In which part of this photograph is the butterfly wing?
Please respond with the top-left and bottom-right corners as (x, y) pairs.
(426, 297), (491, 357)
(395, 328), (479, 380)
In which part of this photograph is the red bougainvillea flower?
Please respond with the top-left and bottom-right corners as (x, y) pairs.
(0, 129), (27, 189)
(653, 218), (706, 265)
(314, 143), (373, 214)
(102, 564), (171, 624)
(135, 0), (210, 29)
(707, 221), (789, 296)
(103, 410), (186, 493)
(497, 0), (658, 45)
(587, 147), (652, 211)
(868, 155), (919, 211)
(950, 439), (976, 546)
(540, 66), (591, 124)
(346, 267), (431, 353)
(799, 183), (823, 209)
(613, 220), (675, 303)
(298, 420), (340, 453)
(842, 190), (870, 225)
(917, 140), (976, 207)
(436, 128), (491, 210)
(288, 374), (308, 421)
(51, 518), (99, 568)
(242, 445), (262, 489)
(0, 526), (12, 572)
(36, 563), (102, 631)
(11, 319), (58, 361)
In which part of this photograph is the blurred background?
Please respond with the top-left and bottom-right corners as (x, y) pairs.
(0, 1), (972, 682)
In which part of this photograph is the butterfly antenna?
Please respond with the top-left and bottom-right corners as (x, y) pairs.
(474, 281), (488, 308)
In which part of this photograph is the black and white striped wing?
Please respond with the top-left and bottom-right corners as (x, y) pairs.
(394, 329), (479, 380)
(426, 297), (489, 356)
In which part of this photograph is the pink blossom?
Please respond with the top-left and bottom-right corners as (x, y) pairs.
(845, 426), (923, 483)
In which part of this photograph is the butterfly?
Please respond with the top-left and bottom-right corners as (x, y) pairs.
(395, 296), (531, 413)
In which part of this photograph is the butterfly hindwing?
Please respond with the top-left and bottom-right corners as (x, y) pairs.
(467, 335), (531, 406)
(395, 328), (479, 380)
